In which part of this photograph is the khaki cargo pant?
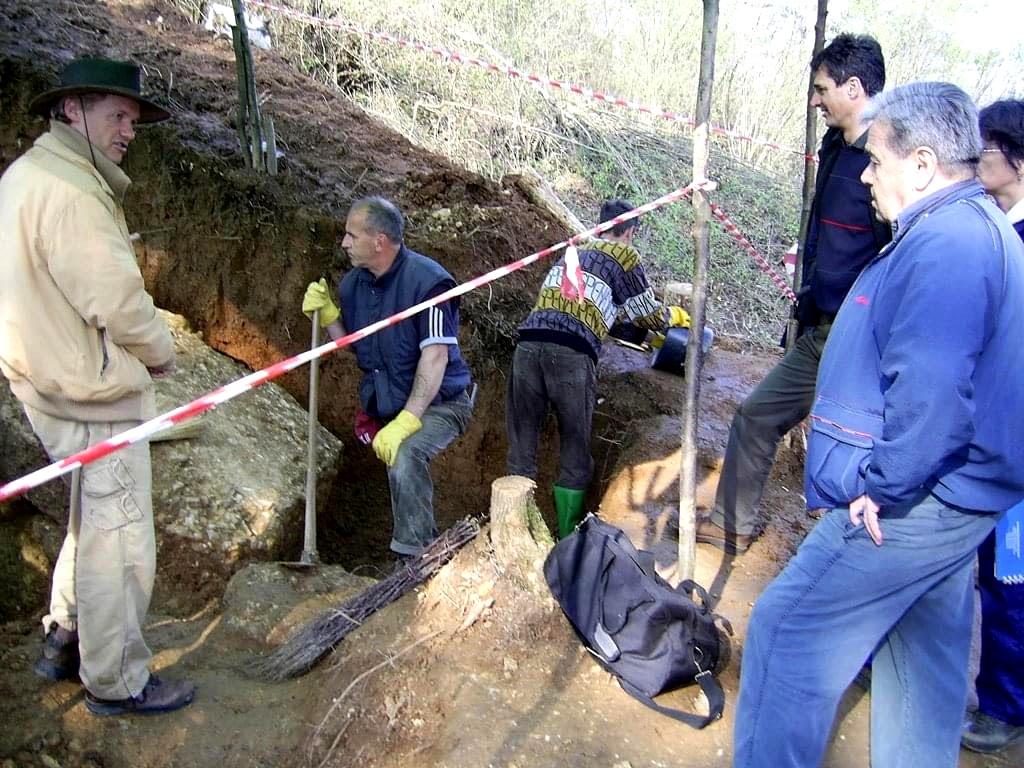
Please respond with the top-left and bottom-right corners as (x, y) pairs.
(25, 405), (154, 700)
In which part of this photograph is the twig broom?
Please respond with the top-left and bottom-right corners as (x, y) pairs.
(255, 517), (479, 680)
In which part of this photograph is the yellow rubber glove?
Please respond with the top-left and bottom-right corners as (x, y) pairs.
(302, 278), (340, 327)
(667, 305), (691, 328)
(372, 409), (422, 466)
(650, 332), (666, 349)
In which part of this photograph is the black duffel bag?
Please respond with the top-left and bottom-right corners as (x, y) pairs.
(544, 514), (728, 728)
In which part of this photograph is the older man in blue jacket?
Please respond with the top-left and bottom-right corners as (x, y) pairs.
(734, 82), (1024, 768)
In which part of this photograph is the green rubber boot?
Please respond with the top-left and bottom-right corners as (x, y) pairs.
(553, 485), (587, 539)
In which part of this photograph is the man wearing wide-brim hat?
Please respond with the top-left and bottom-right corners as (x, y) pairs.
(0, 57), (194, 716)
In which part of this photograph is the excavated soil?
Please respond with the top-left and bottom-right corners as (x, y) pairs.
(0, 2), (1017, 767)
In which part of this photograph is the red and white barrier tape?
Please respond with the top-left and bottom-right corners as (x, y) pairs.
(0, 183), (703, 504)
(709, 201), (797, 304)
(245, 0), (813, 164)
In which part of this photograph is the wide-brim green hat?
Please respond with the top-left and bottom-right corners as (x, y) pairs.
(29, 57), (170, 124)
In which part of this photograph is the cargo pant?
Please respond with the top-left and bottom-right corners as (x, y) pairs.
(25, 405), (154, 700)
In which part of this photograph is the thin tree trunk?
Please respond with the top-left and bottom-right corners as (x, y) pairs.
(232, 0), (264, 171)
(788, 0), (829, 348)
(678, 0), (719, 584)
(231, 24), (252, 168)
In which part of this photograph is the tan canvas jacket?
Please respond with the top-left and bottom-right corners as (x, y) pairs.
(0, 121), (173, 422)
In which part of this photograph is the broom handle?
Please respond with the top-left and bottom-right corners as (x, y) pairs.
(302, 310), (320, 563)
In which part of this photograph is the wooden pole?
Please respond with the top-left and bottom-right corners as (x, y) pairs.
(232, 0), (265, 171)
(265, 114), (278, 175)
(788, 0), (829, 349)
(678, 0), (719, 584)
(230, 24), (253, 168)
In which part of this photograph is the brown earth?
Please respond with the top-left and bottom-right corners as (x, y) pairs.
(0, 1), (1018, 767)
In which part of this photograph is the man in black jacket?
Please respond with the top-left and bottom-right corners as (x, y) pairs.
(697, 34), (890, 553)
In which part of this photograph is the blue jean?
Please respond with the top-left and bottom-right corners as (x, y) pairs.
(735, 493), (997, 768)
(387, 391), (473, 555)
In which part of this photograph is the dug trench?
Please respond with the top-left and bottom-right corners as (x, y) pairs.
(2, 2), (1016, 767)
(0, 0), (573, 582)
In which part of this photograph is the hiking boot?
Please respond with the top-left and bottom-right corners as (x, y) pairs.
(34, 626), (79, 682)
(961, 710), (1024, 754)
(85, 675), (195, 717)
(695, 515), (753, 554)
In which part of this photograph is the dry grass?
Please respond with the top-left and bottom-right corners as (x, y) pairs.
(173, 0), (814, 345)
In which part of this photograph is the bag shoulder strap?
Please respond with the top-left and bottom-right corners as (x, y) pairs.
(618, 670), (725, 729)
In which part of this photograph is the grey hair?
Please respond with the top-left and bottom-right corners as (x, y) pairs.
(863, 82), (980, 171)
(350, 196), (404, 244)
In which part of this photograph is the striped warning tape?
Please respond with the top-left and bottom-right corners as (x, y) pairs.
(245, 0), (814, 163)
(0, 183), (703, 503)
(709, 201), (797, 304)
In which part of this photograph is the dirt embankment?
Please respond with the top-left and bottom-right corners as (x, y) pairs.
(0, 0), (574, 564)
(3, 5), (1017, 768)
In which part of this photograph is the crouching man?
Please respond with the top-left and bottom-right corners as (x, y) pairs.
(302, 197), (474, 557)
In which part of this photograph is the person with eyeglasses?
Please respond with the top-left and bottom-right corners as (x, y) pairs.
(959, 98), (1024, 756)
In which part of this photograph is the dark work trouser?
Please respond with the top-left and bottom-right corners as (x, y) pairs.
(505, 340), (597, 491)
(711, 324), (830, 536)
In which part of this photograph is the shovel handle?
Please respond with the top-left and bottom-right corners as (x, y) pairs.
(302, 310), (321, 563)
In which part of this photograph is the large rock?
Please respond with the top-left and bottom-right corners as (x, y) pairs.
(221, 562), (376, 648)
(0, 311), (343, 614)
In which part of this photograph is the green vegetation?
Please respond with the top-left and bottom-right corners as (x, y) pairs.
(172, 0), (1021, 345)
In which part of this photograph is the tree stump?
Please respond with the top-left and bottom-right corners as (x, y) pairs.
(489, 475), (553, 593)
(664, 281), (693, 308)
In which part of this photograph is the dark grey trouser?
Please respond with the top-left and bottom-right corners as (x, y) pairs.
(711, 324), (830, 535)
(388, 391), (474, 555)
(505, 340), (597, 491)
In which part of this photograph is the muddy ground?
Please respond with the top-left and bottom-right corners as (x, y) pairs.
(2, 345), (1016, 768)
(0, 1), (1020, 767)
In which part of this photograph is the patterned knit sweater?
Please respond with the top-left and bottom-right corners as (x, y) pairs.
(517, 238), (668, 362)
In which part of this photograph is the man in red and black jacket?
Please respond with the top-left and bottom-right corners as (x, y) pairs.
(697, 34), (890, 554)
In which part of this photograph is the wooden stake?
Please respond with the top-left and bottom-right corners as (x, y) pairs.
(232, 0), (264, 171)
(789, 0), (829, 350)
(265, 114), (278, 175)
(678, 0), (720, 584)
(231, 24), (252, 168)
